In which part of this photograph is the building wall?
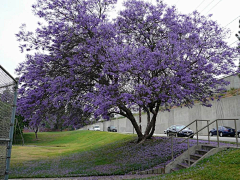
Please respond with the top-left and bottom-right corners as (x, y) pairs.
(82, 75), (240, 135)
(83, 95), (240, 135)
(224, 74), (240, 90)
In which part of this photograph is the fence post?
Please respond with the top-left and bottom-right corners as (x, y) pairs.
(5, 80), (18, 180)
(196, 120), (198, 146)
(188, 138), (190, 167)
(216, 120), (219, 147)
(207, 120), (210, 144)
(171, 135), (173, 161)
(234, 119), (238, 148)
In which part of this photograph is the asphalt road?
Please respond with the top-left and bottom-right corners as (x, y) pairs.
(157, 133), (240, 143)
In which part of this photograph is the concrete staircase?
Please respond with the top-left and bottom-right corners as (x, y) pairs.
(137, 144), (230, 175)
(170, 145), (215, 172)
(165, 144), (229, 173)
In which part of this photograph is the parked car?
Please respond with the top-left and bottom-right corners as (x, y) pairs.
(167, 125), (194, 138)
(164, 128), (169, 134)
(238, 130), (240, 138)
(108, 125), (117, 132)
(209, 126), (235, 137)
(93, 125), (101, 131)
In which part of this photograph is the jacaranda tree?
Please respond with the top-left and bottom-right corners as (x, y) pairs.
(16, 0), (238, 142)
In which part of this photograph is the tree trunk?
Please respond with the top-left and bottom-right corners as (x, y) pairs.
(119, 105), (144, 141)
(137, 103), (160, 143)
(119, 103), (160, 143)
(34, 126), (38, 139)
(139, 107), (142, 133)
(147, 116), (156, 139)
(35, 131), (38, 139)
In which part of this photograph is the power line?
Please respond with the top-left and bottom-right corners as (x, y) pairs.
(175, 0), (180, 5)
(224, 16), (240, 27)
(229, 40), (239, 46)
(200, 0), (216, 13)
(205, 0), (222, 14)
(195, 0), (207, 10)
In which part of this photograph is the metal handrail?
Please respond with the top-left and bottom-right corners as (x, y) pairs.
(166, 119), (210, 161)
(167, 118), (239, 166)
(180, 119), (239, 148)
(177, 119), (210, 132)
(177, 119), (210, 145)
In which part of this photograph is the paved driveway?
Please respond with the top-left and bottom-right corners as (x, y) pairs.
(156, 133), (239, 143)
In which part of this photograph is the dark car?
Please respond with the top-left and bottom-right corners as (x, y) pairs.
(164, 128), (170, 134)
(167, 125), (194, 138)
(209, 126), (235, 137)
(108, 125), (117, 132)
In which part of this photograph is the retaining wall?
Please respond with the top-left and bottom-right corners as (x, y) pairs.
(82, 75), (240, 135)
(83, 95), (240, 135)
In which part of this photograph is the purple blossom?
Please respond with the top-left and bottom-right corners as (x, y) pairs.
(15, 0), (239, 141)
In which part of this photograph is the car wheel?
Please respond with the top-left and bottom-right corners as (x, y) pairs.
(190, 135), (194, 138)
(220, 132), (223, 137)
(210, 132), (213, 136)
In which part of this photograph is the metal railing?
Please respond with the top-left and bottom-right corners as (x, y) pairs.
(168, 118), (239, 167)
(167, 119), (210, 161)
(177, 119), (211, 145)
(180, 119), (239, 147)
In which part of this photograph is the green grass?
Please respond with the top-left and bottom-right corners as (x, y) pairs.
(10, 131), (240, 179)
(10, 131), (180, 178)
(134, 148), (240, 180)
(10, 130), (143, 178)
(11, 130), (135, 164)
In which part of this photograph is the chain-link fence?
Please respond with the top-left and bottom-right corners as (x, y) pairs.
(0, 65), (18, 180)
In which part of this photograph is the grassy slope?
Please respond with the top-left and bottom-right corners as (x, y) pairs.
(135, 148), (240, 180)
(11, 130), (135, 163)
(11, 130), (142, 178)
(11, 131), (185, 178)
(10, 131), (240, 179)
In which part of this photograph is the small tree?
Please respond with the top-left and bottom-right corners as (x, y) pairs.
(13, 115), (28, 143)
(16, 0), (238, 143)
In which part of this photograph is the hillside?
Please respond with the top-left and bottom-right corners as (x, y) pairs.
(10, 130), (238, 179)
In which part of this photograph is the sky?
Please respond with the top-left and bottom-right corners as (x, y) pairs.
(0, 0), (240, 78)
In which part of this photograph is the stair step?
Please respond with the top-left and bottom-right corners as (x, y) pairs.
(177, 163), (189, 169)
(190, 153), (203, 160)
(195, 149), (209, 155)
(171, 167), (181, 172)
(184, 158), (197, 164)
(196, 149), (208, 152)
(201, 145), (216, 151)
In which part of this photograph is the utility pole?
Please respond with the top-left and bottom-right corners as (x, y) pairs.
(139, 107), (142, 133)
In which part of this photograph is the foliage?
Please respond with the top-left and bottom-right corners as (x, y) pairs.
(16, 0), (238, 142)
(14, 115), (28, 135)
(9, 130), (236, 178)
(13, 115), (28, 144)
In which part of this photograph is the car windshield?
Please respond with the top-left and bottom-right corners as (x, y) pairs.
(223, 126), (232, 129)
(176, 125), (186, 131)
(94, 126), (99, 128)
